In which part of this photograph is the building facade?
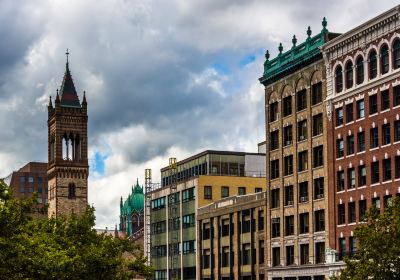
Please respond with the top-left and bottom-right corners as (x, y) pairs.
(321, 5), (400, 265)
(197, 191), (266, 280)
(259, 20), (341, 279)
(146, 150), (266, 280)
(47, 56), (89, 217)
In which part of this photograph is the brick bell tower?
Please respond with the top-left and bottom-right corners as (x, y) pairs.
(47, 50), (89, 218)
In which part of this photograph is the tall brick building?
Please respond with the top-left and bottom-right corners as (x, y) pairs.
(47, 54), (89, 217)
(321, 6), (400, 262)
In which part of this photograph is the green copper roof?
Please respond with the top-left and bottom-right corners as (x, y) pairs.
(259, 18), (330, 86)
(120, 178), (144, 215)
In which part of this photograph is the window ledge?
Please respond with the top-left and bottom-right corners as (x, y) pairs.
(371, 183), (380, 187)
(298, 139), (308, 143)
(346, 154), (355, 158)
(395, 178), (400, 182)
(381, 143), (391, 148)
(394, 141), (400, 145)
(314, 198), (324, 201)
(337, 224), (346, 227)
(335, 125), (344, 129)
(369, 113), (378, 117)
(393, 105), (400, 110)
(358, 185), (366, 189)
(345, 121), (354, 126)
(336, 157), (344, 161)
(312, 134), (323, 139)
(348, 222), (357, 226)
(298, 170), (308, 174)
(381, 109), (390, 114)
(382, 180), (393, 184)
(370, 147), (379, 151)
(337, 190), (345, 194)
(357, 151), (366, 155)
(355, 117), (365, 122)
(348, 188), (356, 192)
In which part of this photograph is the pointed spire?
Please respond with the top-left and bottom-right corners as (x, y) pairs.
(48, 96), (53, 108)
(59, 49), (81, 108)
(120, 196), (123, 207)
(55, 89), (60, 104)
(82, 91), (87, 107)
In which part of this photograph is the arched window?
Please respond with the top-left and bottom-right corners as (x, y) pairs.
(68, 183), (76, 199)
(380, 44), (389, 74)
(345, 61), (353, 89)
(369, 50), (377, 79)
(356, 56), (364, 85)
(62, 136), (68, 160)
(74, 135), (80, 161)
(335, 65), (343, 93)
(393, 39), (400, 69)
(68, 135), (73, 160)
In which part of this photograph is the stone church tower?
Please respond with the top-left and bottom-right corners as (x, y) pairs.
(47, 53), (88, 217)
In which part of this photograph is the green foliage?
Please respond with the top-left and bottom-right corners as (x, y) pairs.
(0, 179), (153, 280)
(333, 199), (400, 280)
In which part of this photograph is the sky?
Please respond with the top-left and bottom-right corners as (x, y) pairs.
(0, 0), (398, 228)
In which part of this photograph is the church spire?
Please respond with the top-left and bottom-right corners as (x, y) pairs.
(48, 96), (53, 108)
(59, 49), (81, 108)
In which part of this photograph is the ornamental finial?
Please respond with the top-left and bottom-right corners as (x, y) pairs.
(307, 26), (312, 38)
(265, 50), (270, 61)
(292, 35), (297, 47)
(322, 17), (327, 30)
(278, 43), (283, 54)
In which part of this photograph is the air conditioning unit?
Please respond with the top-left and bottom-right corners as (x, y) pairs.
(285, 140), (292, 146)
(299, 135), (305, 141)
(287, 201), (293, 205)
(317, 194), (324, 199)
(300, 197), (308, 203)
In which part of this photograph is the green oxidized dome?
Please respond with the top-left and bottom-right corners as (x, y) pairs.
(121, 178), (144, 215)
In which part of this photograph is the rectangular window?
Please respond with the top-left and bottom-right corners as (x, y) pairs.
(371, 161), (379, 183)
(299, 181), (308, 203)
(348, 202), (356, 223)
(221, 186), (229, 198)
(313, 145), (323, 168)
(286, 246), (294, 265)
(169, 217), (180, 231)
(372, 197), (381, 210)
(151, 221), (167, 234)
(394, 85), (400, 107)
(358, 165), (366, 186)
(396, 156), (400, 179)
(384, 195), (392, 209)
(300, 244), (309, 265)
(298, 151), (308, 172)
(271, 217), (280, 238)
(271, 159), (279, 179)
(271, 189), (280, 208)
(299, 212), (309, 234)
(183, 240), (196, 254)
(312, 114), (323, 136)
(336, 107), (343, 126)
(356, 99), (365, 119)
(242, 243), (251, 265)
(258, 210), (264, 231)
(285, 215), (294, 236)
(283, 96), (292, 117)
(238, 187), (246, 195)
(347, 168), (355, 189)
(336, 139), (344, 158)
(383, 158), (391, 181)
(270, 130), (279, 150)
(151, 197), (166, 210)
(358, 131), (365, 152)
(298, 120), (308, 141)
(370, 127), (379, 148)
(381, 89), (390, 110)
(285, 185), (294, 206)
(221, 247), (230, 267)
(255, 187), (263, 193)
(182, 188), (195, 202)
(269, 102), (278, 122)
(203, 249), (211, 269)
(312, 82), (322, 105)
(349, 237), (357, 256)
(204, 186), (212, 199)
(284, 155), (293, 176)
(221, 219), (230, 236)
(369, 94), (378, 114)
(359, 200), (367, 221)
(314, 177), (324, 200)
(283, 125), (293, 146)
(337, 171), (345, 191)
(28, 176), (34, 183)
(395, 120), (400, 142)
(182, 214), (195, 228)
(315, 242), (325, 264)
(338, 204), (345, 225)
(346, 103), (354, 123)
(346, 135), (354, 155)
(272, 247), (280, 267)
(314, 210), (325, 232)
(297, 89), (307, 111)
(202, 223), (210, 240)
(382, 124), (391, 145)
(339, 238), (346, 260)
(259, 241), (265, 264)
(19, 176), (25, 183)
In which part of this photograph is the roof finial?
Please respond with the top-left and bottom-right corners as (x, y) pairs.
(82, 91), (87, 106)
(265, 50), (270, 61)
(292, 35), (297, 48)
(66, 48), (70, 65)
(307, 26), (312, 38)
(278, 43), (283, 55)
(322, 17), (327, 31)
(55, 89), (60, 103)
(49, 96), (53, 108)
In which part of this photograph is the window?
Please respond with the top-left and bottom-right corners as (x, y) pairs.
(314, 178), (324, 200)
(283, 96), (292, 117)
(242, 243), (251, 265)
(286, 246), (294, 265)
(300, 244), (309, 265)
(369, 50), (377, 79)
(221, 219), (230, 236)
(312, 82), (322, 105)
(396, 156), (400, 179)
(347, 135), (354, 155)
(396, 120), (400, 142)
(241, 211), (251, 233)
(28, 176), (34, 183)
(285, 215), (294, 236)
(372, 197), (381, 210)
(314, 210), (325, 232)
(68, 183), (76, 199)
(335, 66), (343, 93)
(369, 94), (378, 114)
(272, 247), (280, 267)
(345, 61), (353, 89)
(298, 120), (307, 141)
(394, 86), (400, 107)
(151, 197), (166, 210)
(371, 161), (379, 184)
(151, 221), (167, 234)
(299, 213), (309, 234)
(298, 151), (308, 172)
(285, 185), (294, 206)
(346, 103), (354, 123)
(238, 187), (246, 195)
(312, 114), (323, 136)
(384, 195), (392, 209)
(370, 127), (378, 148)
(204, 186), (212, 199)
(182, 187), (195, 202)
(19, 176), (25, 184)
(271, 217), (280, 237)
(336, 107), (344, 126)
(356, 100), (365, 119)
(283, 125), (293, 146)
(337, 171), (345, 192)
(336, 138), (344, 158)
(202, 223), (210, 239)
(338, 204), (345, 225)
(152, 245), (167, 258)
(37, 186), (42, 193)
(299, 181), (308, 203)
(359, 200), (367, 221)
(284, 155), (293, 176)
(383, 158), (391, 181)
(255, 187), (263, 193)
(358, 165), (366, 187)
(182, 214), (195, 228)
(348, 202), (356, 223)
(170, 217), (181, 231)
(269, 102), (278, 122)
(270, 130), (279, 150)
(381, 90), (390, 110)
(259, 241), (265, 264)
(221, 186), (229, 198)
(221, 247), (230, 267)
(271, 189), (279, 208)
(315, 242), (325, 264)
(382, 124), (391, 145)
(258, 210), (264, 230)
(380, 44), (389, 74)
(349, 237), (356, 256)
(271, 159), (279, 179)
(394, 39), (400, 69)
(358, 131), (365, 152)
(183, 240), (196, 254)
(356, 56), (364, 84)
(297, 89), (307, 111)
(203, 249), (211, 269)
(338, 238), (346, 260)
(347, 168), (355, 189)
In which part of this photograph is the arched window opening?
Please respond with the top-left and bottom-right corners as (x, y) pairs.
(74, 135), (80, 161)
(345, 61), (353, 89)
(380, 44), (389, 74)
(68, 183), (76, 199)
(393, 39), (400, 69)
(335, 66), (343, 93)
(62, 136), (68, 160)
(369, 50), (377, 79)
(68, 135), (74, 161)
(356, 56), (364, 85)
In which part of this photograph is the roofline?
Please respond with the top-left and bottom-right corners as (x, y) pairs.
(321, 5), (400, 51)
(160, 150), (265, 172)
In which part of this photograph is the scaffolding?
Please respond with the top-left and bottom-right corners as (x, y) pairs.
(144, 168), (152, 266)
(168, 157), (179, 280)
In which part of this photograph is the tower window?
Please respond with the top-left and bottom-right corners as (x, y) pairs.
(68, 183), (76, 199)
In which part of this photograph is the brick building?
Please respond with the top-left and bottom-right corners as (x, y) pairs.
(321, 5), (400, 262)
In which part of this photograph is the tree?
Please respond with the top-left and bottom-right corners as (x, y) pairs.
(333, 198), (400, 280)
(0, 179), (153, 280)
